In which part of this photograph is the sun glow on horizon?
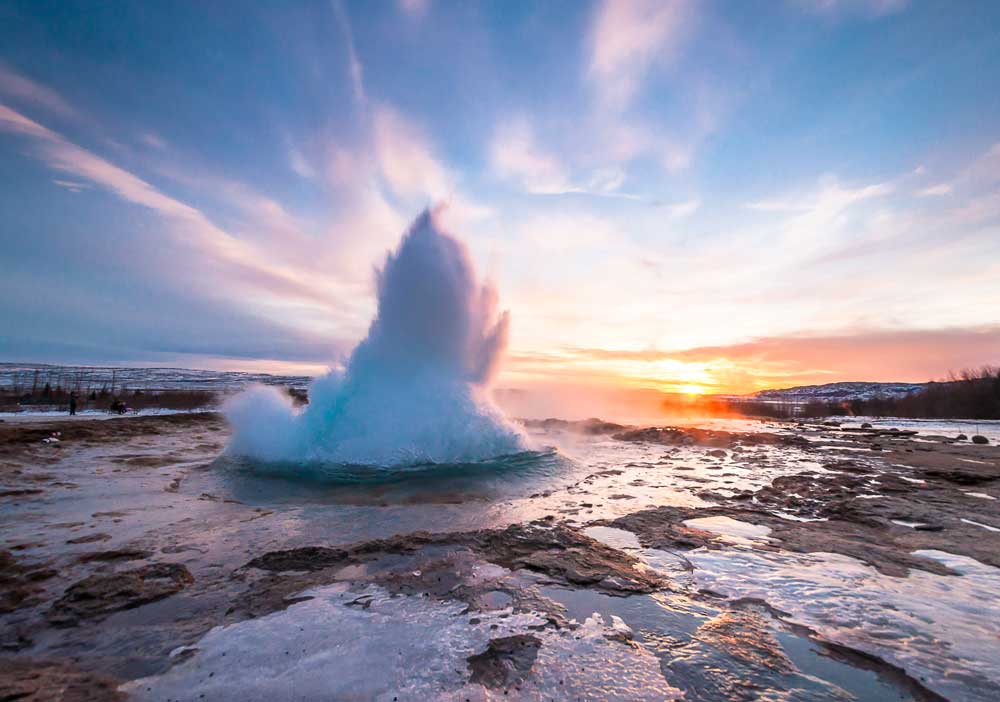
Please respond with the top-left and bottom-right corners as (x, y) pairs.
(676, 383), (708, 396)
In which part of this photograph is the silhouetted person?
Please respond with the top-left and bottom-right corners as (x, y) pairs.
(69, 392), (77, 416)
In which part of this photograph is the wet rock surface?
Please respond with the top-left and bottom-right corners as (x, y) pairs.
(614, 425), (812, 449)
(522, 417), (630, 435)
(245, 522), (661, 595)
(0, 657), (125, 701)
(48, 563), (194, 627)
(234, 521), (661, 627)
(0, 550), (56, 615)
(467, 634), (542, 688)
(469, 522), (662, 594)
(245, 546), (349, 572)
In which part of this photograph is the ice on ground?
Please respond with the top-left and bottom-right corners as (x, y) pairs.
(683, 515), (773, 543)
(583, 525), (642, 550)
(124, 584), (682, 701)
(961, 517), (1000, 532)
(840, 418), (1000, 443)
(676, 547), (1000, 702)
(890, 519), (930, 529)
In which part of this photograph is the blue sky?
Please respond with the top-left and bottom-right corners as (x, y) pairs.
(1, 0), (999, 392)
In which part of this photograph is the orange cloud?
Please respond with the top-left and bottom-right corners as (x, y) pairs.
(668, 327), (1000, 383)
(506, 326), (1000, 395)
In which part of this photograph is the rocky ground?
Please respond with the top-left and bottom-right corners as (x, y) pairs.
(0, 413), (998, 700)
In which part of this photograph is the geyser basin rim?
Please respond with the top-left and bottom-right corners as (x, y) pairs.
(218, 447), (561, 484)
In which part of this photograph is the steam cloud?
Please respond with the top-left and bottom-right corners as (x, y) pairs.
(224, 208), (526, 466)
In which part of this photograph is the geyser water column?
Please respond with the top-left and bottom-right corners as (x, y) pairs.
(224, 208), (527, 467)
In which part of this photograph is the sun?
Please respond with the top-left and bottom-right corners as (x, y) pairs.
(676, 383), (706, 396)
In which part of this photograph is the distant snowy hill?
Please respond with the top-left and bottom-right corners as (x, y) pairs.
(751, 381), (927, 402)
(0, 363), (313, 392)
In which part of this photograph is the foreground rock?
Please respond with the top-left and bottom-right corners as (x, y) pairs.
(244, 522), (663, 596)
(0, 551), (56, 615)
(466, 633), (542, 689)
(613, 425), (811, 449)
(237, 521), (663, 624)
(48, 563), (194, 627)
(0, 658), (125, 701)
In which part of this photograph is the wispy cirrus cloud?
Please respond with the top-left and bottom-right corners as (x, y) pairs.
(490, 116), (651, 199)
(369, 104), (493, 229)
(668, 198), (700, 218)
(587, 0), (694, 112)
(51, 179), (90, 193)
(917, 183), (952, 197)
(1, 104), (205, 220)
(0, 64), (76, 117)
(904, 143), (1000, 224)
(740, 176), (895, 263)
(287, 142), (318, 180)
(747, 178), (893, 214)
(332, 0), (367, 108)
(398, 0), (429, 19)
(792, 0), (909, 19)
(490, 117), (575, 195)
(140, 132), (167, 150)
(581, 0), (730, 176)
(372, 104), (453, 201)
(0, 103), (340, 310)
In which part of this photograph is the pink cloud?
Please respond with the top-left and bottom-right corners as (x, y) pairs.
(588, 0), (694, 111)
(372, 104), (453, 200)
(398, 0), (430, 18)
(490, 117), (575, 194)
(0, 65), (76, 117)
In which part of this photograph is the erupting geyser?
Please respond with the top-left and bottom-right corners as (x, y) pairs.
(224, 208), (527, 466)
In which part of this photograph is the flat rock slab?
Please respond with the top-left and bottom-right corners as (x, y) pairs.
(0, 658), (125, 702)
(48, 563), (193, 626)
(467, 634), (542, 689)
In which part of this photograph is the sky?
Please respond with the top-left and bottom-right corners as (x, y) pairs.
(1, 0), (999, 395)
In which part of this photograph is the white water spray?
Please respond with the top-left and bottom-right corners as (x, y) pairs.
(224, 208), (526, 466)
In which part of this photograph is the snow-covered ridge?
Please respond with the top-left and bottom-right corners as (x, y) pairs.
(751, 381), (927, 402)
